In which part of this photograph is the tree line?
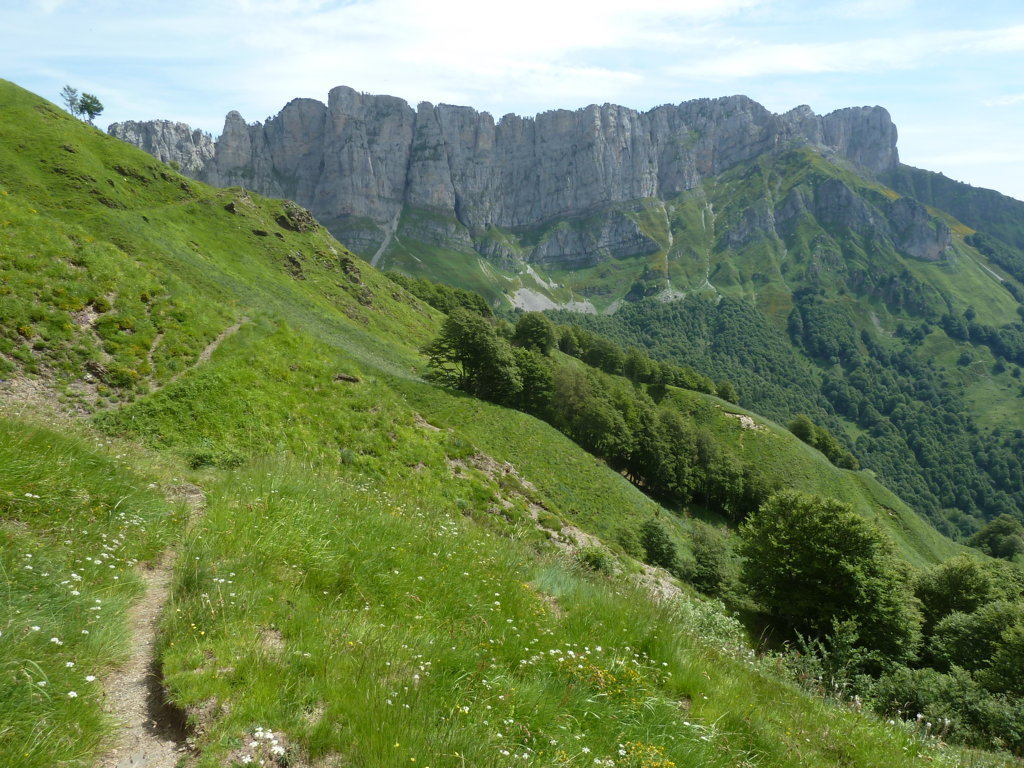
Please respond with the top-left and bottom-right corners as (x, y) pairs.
(421, 307), (790, 522)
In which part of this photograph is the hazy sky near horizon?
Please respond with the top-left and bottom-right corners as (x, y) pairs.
(4, 0), (1024, 200)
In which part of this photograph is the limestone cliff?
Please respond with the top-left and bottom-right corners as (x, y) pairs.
(110, 87), (900, 268)
(108, 120), (215, 177)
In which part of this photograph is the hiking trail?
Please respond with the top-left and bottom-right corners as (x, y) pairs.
(98, 483), (206, 768)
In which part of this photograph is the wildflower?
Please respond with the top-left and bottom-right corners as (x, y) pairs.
(66, 662), (75, 668)
(30, 626), (40, 631)
(85, 675), (96, 682)
(67, 691), (78, 698)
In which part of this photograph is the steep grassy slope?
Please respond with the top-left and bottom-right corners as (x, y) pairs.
(0, 80), (1007, 767)
(657, 388), (958, 568)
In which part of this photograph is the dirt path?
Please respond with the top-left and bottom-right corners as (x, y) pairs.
(167, 317), (249, 386)
(98, 484), (206, 768)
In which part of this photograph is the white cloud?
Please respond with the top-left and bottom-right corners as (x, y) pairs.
(833, 0), (916, 19)
(31, 0), (68, 13)
(983, 93), (1024, 107)
(145, 0), (770, 123)
(5, 0), (1024, 200)
(667, 24), (1024, 80)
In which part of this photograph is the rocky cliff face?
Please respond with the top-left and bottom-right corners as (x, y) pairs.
(110, 87), (900, 268)
(108, 120), (215, 177)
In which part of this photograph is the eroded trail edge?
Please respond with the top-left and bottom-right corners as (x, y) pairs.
(99, 483), (205, 768)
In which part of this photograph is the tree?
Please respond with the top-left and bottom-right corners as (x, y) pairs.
(557, 326), (581, 356)
(640, 519), (678, 573)
(981, 621), (1024, 696)
(929, 600), (1024, 672)
(686, 521), (732, 596)
(60, 85), (80, 115)
(914, 554), (1002, 629)
(716, 379), (739, 404)
(623, 348), (651, 383)
(512, 312), (556, 355)
(511, 347), (554, 418)
(77, 92), (104, 124)
(967, 514), (1024, 560)
(422, 308), (521, 404)
(740, 489), (922, 662)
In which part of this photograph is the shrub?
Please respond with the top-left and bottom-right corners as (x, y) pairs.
(615, 526), (643, 559)
(929, 601), (1024, 672)
(740, 490), (922, 664)
(685, 521), (732, 596)
(577, 546), (613, 574)
(640, 518), (678, 573)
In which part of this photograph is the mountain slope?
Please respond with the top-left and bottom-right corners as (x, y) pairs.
(110, 86), (1024, 537)
(0, 80), (1011, 767)
(549, 142), (1024, 536)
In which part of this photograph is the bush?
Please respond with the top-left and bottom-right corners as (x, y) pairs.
(872, 665), (1024, 753)
(740, 490), (922, 664)
(685, 521), (732, 596)
(615, 526), (643, 559)
(914, 555), (1003, 629)
(640, 518), (678, 573)
(929, 601), (1024, 672)
(513, 312), (556, 355)
(577, 546), (613, 574)
(968, 514), (1024, 560)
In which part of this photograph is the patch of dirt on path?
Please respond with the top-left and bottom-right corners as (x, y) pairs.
(98, 484), (206, 768)
(98, 558), (188, 768)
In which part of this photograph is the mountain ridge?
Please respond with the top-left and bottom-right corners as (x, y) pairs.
(109, 87), (899, 266)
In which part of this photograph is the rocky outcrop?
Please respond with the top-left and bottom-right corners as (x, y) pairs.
(886, 197), (951, 262)
(774, 177), (951, 262)
(110, 87), (900, 267)
(107, 120), (214, 177)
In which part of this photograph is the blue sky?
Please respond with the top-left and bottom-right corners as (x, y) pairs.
(4, 0), (1024, 200)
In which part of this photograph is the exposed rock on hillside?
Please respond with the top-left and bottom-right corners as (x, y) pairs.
(110, 88), (899, 269)
(108, 120), (214, 177)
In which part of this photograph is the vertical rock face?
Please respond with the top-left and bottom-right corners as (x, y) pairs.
(106, 120), (215, 177)
(109, 88), (901, 266)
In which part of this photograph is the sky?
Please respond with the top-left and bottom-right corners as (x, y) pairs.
(3, 0), (1024, 200)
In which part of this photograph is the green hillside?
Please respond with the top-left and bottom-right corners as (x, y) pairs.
(380, 139), (1024, 540)
(657, 388), (957, 569)
(0, 80), (1018, 767)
